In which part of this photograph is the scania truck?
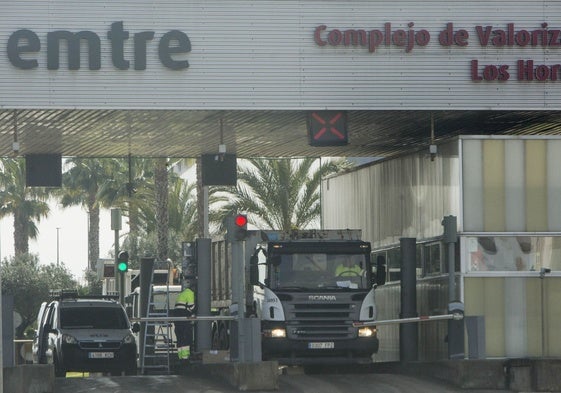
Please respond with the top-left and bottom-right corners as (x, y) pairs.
(211, 229), (386, 365)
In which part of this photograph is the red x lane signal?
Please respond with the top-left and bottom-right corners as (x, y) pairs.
(307, 111), (348, 146)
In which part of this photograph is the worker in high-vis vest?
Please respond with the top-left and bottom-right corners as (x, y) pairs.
(173, 285), (195, 360)
(334, 256), (363, 277)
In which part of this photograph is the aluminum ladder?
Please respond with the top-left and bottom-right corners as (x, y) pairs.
(140, 275), (174, 374)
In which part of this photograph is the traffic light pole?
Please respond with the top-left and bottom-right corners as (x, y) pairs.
(442, 215), (464, 359)
(114, 224), (120, 297)
(226, 215), (261, 363)
(111, 208), (122, 304)
(230, 239), (246, 360)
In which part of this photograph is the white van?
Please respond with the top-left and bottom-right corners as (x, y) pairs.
(33, 291), (140, 377)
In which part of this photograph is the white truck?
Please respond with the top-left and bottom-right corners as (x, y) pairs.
(210, 229), (386, 365)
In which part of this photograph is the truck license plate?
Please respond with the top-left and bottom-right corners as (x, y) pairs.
(308, 342), (334, 349)
(88, 352), (114, 359)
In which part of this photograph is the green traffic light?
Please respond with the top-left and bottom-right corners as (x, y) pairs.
(117, 250), (129, 272)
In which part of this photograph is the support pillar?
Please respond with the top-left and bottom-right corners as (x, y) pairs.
(399, 237), (418, 363)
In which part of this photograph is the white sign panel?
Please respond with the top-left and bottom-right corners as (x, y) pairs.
(0, 0), (560, 110)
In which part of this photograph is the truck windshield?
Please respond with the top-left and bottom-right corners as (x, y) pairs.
(271, 253), (369, 290)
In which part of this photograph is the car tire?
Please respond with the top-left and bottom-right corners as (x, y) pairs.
(125, 367), (137, 376)
(218, 327), (229, 350)
(54, 355), (66, 378)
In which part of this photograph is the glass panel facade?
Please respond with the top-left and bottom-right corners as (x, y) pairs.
(464, 235), (561, 272)
(462, 138), (561, 232)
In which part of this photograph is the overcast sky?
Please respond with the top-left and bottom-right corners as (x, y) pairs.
(0, 202), (119, 281)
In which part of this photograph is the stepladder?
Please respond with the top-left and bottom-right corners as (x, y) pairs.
(140, 282), (175, 374)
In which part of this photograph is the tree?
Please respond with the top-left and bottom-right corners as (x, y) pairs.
(97, 157), (155, 269)
(130, 174), (197, 262)
(0, 158), (50, 255)
(1, 254), (76, 338)
(80, 269), (103, 296)
(59, 158), (118, 270)
(218, 158), (349, 231)
(154, 158), (169, 261)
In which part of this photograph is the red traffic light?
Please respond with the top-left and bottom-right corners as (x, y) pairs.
(234, 214), (248, 227)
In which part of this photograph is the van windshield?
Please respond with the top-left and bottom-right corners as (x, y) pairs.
(61, 307), (129, 329)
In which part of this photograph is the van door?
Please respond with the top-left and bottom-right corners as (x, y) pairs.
(33, 302), (54, 364)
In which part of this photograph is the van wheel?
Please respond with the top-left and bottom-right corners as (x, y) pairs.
(125, 367), (137, 376)
(53, 355), (66, 378)
(125, 360), (137, 376)
(218, 327), (229, 350)
(211, 326), (220, 350)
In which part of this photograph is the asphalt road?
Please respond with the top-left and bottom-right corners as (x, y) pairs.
(55, 369), (510, 393)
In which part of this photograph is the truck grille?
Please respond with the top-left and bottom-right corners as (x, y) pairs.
(286, 302), (355, 340)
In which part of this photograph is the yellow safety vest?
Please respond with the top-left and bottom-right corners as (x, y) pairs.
(175, 288), (195, 313)
(335, 264), (362, 277)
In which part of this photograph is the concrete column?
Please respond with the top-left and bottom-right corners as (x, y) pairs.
(399, 237), (418, 363)
(196, 238), (212, 351)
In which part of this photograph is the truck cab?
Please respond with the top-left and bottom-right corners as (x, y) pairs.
(250, 234), (385, 365)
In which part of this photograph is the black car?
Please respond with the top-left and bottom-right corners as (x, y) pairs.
(33, 291), (139, 377)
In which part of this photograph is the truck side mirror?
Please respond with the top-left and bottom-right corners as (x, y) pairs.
(249, 255), (259, 285)
(375, 255), (386, 286)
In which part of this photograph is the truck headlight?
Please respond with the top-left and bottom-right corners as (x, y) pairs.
(263, 328), (286, 338)
(358, 327), (376, 337)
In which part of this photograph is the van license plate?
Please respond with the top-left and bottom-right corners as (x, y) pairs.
(88, 352), (114, 359)
(308, 342), (334, 349)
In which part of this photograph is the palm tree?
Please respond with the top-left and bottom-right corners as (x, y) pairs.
(154, 158), (169, 262)
(168, 176), (198, 240)
(97, 156), (154, 268)
(0, 158), (50, 255)
(217, 157), (349, 231)
(59, 158), (117, 270)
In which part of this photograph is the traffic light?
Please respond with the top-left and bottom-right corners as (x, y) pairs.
(117, 251), (129, 273)
(227, 214), (248, 241)
(441, 215), (457, 243)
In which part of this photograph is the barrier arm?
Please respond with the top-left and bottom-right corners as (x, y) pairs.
(353, 312), (464, 328)
(132, 315), (237, 323)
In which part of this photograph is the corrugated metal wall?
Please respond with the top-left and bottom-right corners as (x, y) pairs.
(322, 142), (460, 249)
(1, 1), (560, 109)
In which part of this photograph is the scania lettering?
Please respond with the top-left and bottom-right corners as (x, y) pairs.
(308, 295), (337, 301)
